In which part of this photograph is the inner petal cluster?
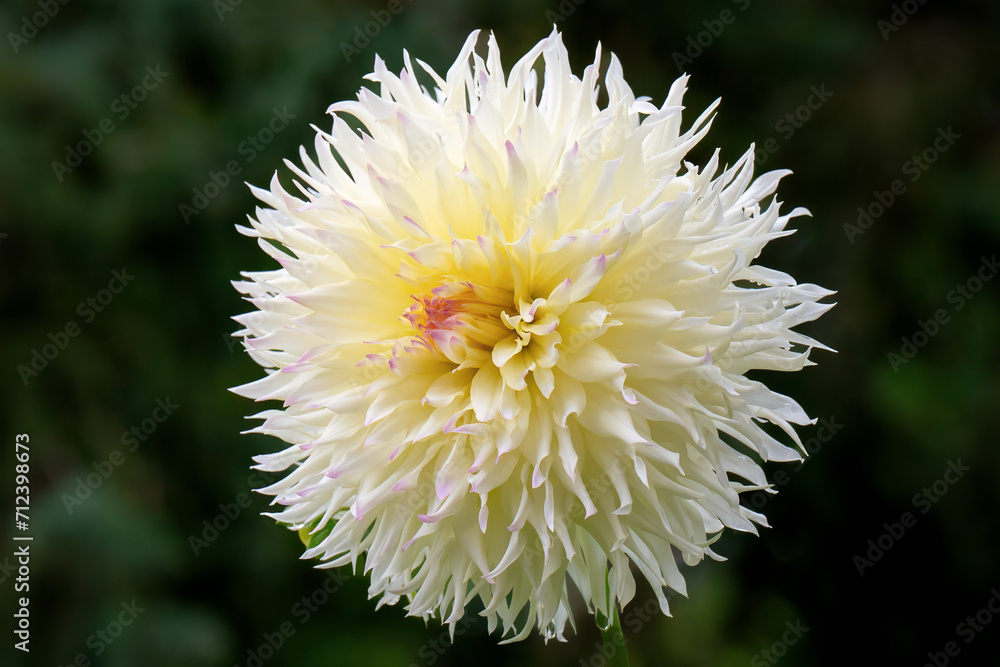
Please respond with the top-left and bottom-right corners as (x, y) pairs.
(401, 281), (510, 362)
(491, 286), (564, 394)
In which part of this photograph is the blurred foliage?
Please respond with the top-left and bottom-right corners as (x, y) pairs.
(1, 0), (999, 666)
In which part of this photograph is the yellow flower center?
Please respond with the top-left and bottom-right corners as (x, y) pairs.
(401, 281), (512, 360)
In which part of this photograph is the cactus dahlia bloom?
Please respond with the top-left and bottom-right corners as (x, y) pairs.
(232, 29), (832, 642)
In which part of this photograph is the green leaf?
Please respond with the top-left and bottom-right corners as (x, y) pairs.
(297, 518), (334, 549)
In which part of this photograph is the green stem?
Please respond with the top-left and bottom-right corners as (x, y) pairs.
(596, 605), (631, 667)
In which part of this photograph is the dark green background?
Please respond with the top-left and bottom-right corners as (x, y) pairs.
(2, 0), (998, 665)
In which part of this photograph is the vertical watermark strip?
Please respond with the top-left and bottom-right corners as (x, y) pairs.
(12, 432), (31, 653)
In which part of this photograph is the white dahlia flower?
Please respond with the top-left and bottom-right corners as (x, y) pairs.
(232, 29), (833, 642)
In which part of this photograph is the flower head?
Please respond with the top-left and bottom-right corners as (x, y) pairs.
(232, 28), (833, 642)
